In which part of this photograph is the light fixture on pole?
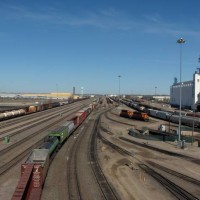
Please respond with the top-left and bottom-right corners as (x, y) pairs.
(118, 75), (121, 97)
(177, 37), (185, 141)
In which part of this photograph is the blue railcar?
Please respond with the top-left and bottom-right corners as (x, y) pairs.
(40, 137), (59, 155)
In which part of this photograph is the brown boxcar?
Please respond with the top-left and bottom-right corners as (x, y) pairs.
(28, 106), (37, 113)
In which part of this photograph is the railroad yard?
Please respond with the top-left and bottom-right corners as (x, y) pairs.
(0, 97), (200, 200)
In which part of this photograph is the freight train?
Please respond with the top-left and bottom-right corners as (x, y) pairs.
(0, 98), (89, 121)
(12, 103), (96, 200)
(106, 97), (114, 104)
(120, 109), (149, 121)
(146, 108), (200, 127)
(0, 109), (26, 120)
(120, 99), (200, 127)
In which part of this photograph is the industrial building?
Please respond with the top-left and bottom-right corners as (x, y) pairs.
(170, 70), (200, 111)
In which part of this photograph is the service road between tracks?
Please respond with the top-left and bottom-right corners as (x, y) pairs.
(0, 100), (92, 200)
(41, 106), (119, 200)
(96, 105), (200, 200)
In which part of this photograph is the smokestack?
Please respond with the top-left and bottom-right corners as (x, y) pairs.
(73, 87), (75, 95)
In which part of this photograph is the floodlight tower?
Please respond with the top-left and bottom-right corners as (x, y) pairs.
(177, 37), (185, 141)
(81, 86), (84, 97)
(118, 75), (121, 97)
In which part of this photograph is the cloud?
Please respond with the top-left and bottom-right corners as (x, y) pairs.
(143, 14), (161, 23)
(0, 3), (137, 30)
(100, 8), (119, 17)
(1, 3), (200, 37)
(141, 13), (200, 37)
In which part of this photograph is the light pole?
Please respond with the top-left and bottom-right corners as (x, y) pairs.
(177, 37), (185, 141)
(155, 86), (157, 96)
(56, 83), (58, 99)
(118, 75), (121, 97)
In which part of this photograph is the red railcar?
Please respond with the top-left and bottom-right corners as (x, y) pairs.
(70, 107), (91, 126)
(186, 112), (200, 118)
(12, 149), (49, 200)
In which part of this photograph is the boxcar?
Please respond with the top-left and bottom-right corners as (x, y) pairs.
(48, 121), (74, 143)
(52, 102), (60, 108)
(76, 112), (87, 125)
(28, 106), (37, 113)
(36, 105), (44, 112)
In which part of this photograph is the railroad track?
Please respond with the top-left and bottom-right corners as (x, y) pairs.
(0, 105), (87, 175)
(0, 99), (90, 129)
(100, 125), (200, 185)
(106, 110), (156, 125)
(0, 105), (85, 156)
(105, 112), (136, 126)
(0, 102), (85, 136)
(67, 123), (91, 200)
(0, 106), (60, 129)
(146, 161), (200, 186)
(89, 109), (119, 200)
(99, 126), (200, 200)
(119, 137), (200, 165)
(102, 109), (200, 166)
(109, 109), (157, 122)
(139, 164), (199, 200)
(0, 138), (44, 175)
(0, 104), (82, 140)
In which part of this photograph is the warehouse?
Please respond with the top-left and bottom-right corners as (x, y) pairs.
(170, 70), (200, 111)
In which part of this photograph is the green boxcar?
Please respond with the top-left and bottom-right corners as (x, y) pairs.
(48, 121), (74, 144)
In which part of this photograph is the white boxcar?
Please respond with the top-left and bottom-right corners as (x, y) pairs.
(63, 121), (75, 135)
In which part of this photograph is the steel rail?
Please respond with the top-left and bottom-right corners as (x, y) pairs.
(89, 108), (119, 200)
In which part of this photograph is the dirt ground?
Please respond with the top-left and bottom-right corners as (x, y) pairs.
(97, 104), (200, 200)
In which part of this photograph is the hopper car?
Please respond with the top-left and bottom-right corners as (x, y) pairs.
(106, 97), (114, 104)
(120, 99), (200, 127)
(145, 108), (200, 127)
(12, 103), (96, 200)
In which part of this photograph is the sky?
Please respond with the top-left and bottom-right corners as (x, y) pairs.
(0, 0), (200, 95)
